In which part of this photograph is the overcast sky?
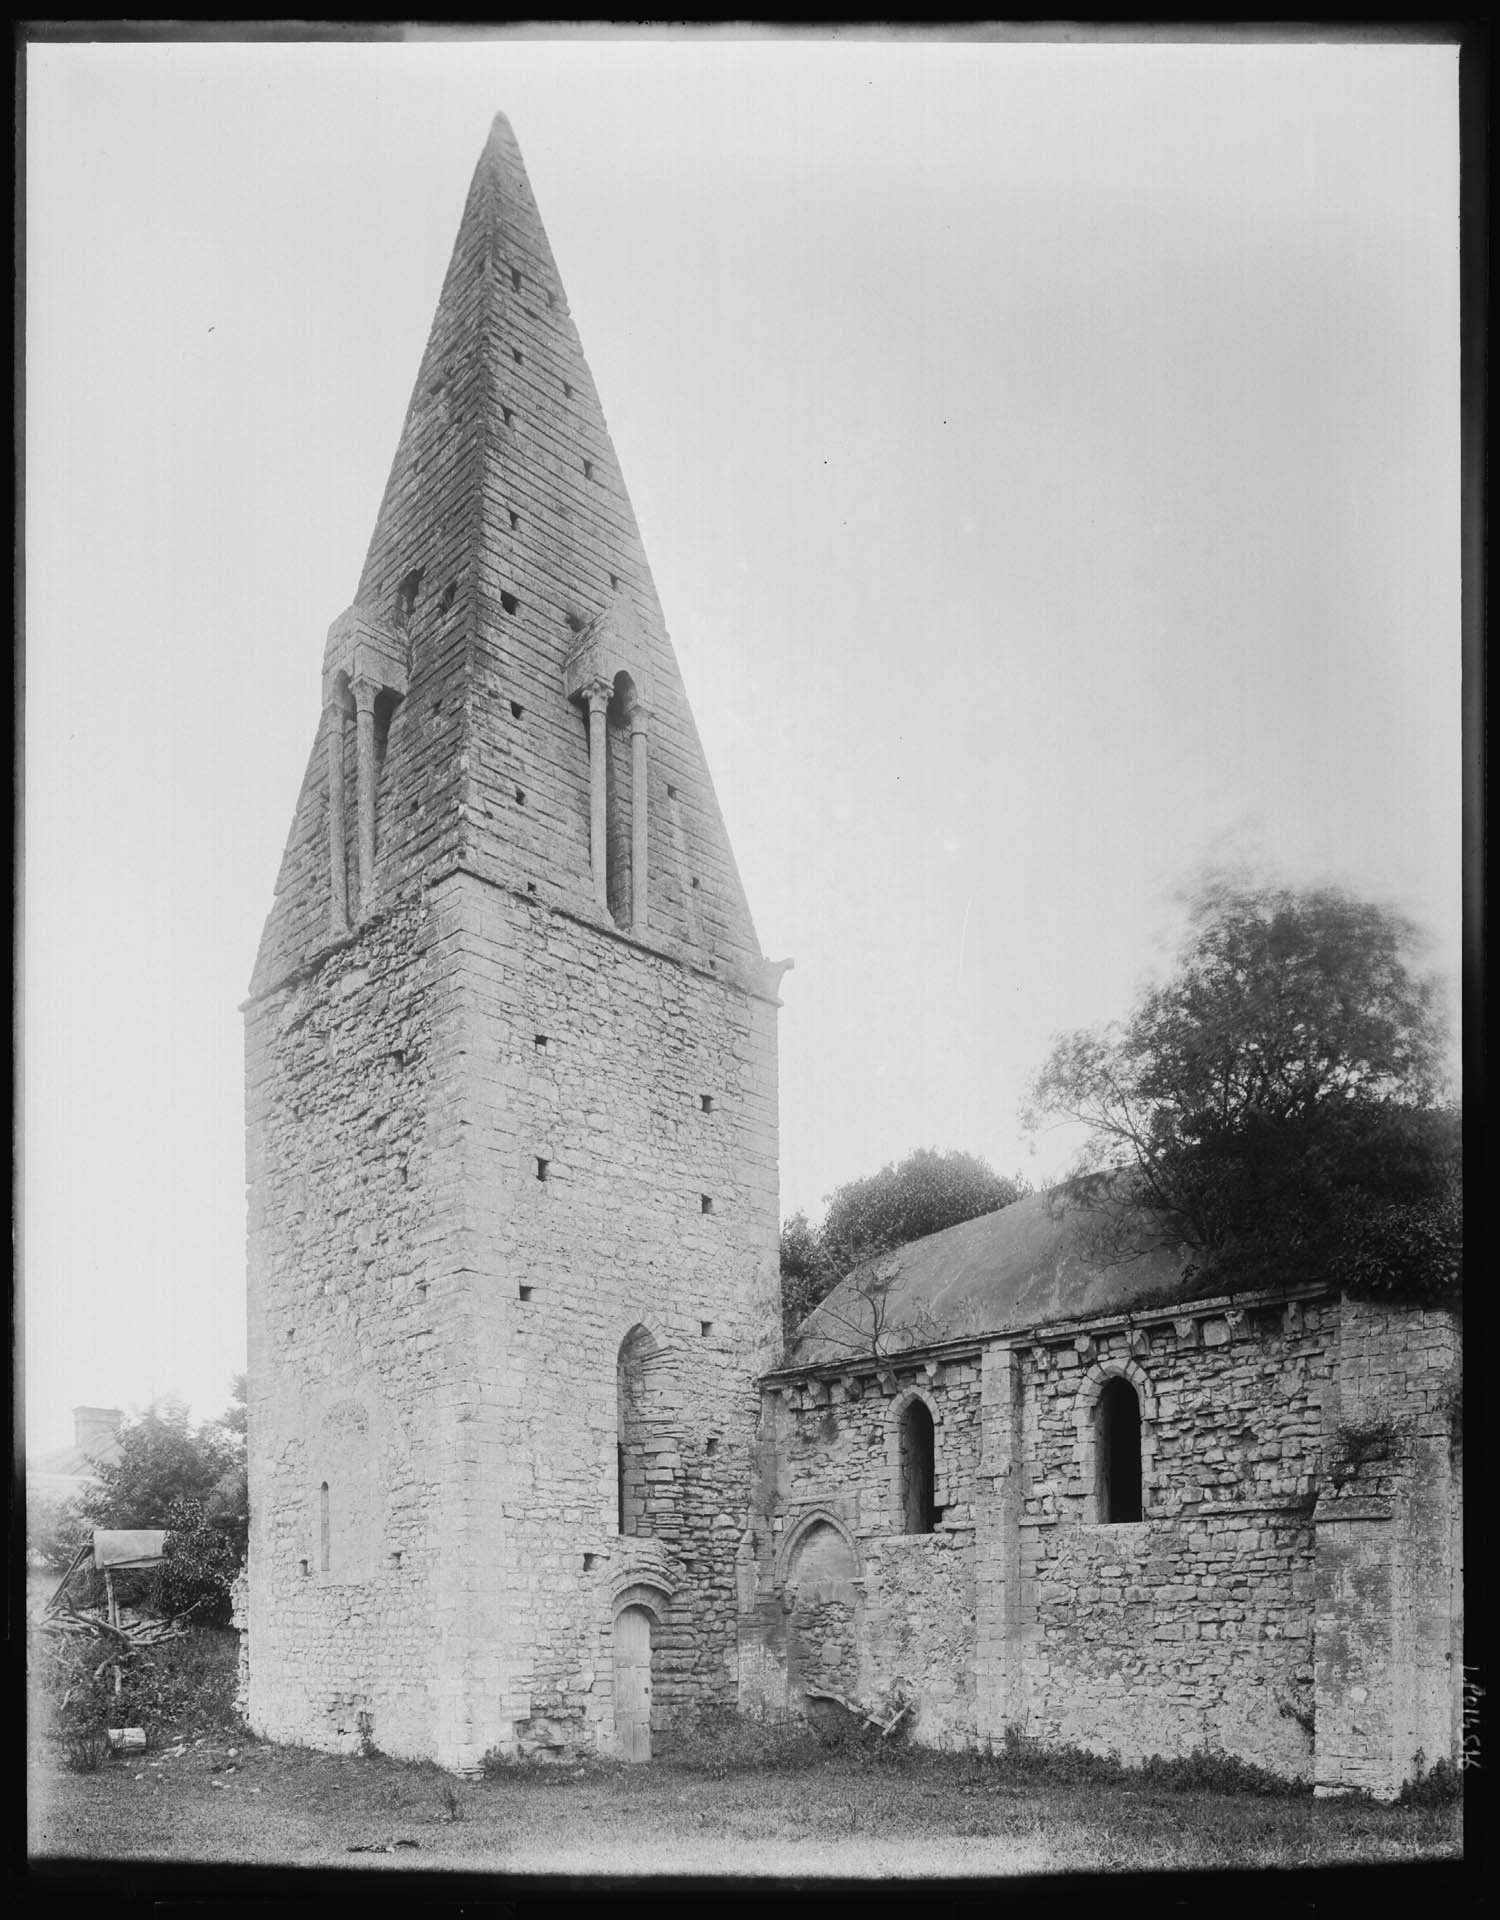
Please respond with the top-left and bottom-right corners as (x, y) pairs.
(23, 35), (1461, 1452)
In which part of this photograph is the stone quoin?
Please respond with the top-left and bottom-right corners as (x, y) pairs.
(244, 115), (1462, 1796)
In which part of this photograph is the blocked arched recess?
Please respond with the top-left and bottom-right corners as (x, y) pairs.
(884, 1384), (945, 1533)
(774, 1507), (863, 1591)
(778, 1513), (864, 1711)
(615, 1320), (678, 1539)
(1071, 1357), (1159, 1524)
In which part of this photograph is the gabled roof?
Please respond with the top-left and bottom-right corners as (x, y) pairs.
(786, 1184), (1194, 1367)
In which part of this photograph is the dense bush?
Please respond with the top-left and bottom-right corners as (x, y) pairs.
(987, 1728), (1305, 1796)
(149, 1498), (244, 1626)
(652, 1714), (1307, 1795)
(655, 1705), (828, 1776)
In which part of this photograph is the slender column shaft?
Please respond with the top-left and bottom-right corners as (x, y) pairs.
(586, 684), (610, 913)
(353, 677), (379, 919)
(325, 695), (349, 933)
(630, 713), (650, 933)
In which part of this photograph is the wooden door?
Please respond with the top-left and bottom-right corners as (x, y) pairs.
(613, 1605), (653, 1761)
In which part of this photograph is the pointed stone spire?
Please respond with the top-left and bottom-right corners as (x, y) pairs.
(251, 114), (765, 999)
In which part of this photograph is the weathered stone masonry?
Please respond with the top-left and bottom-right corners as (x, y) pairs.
(739, 1258), (1461, 1796)
(245, 115), (782, 1770)
(246, 112), (1461, 1795)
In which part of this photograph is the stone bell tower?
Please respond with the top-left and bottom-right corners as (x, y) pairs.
(243, 113), (784, 1770)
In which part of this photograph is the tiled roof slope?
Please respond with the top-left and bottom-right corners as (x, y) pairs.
(251, 114), (764, 997)
(786, 1186), (1194, 1366)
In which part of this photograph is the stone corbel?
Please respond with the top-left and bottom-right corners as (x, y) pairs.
(762, 957), (796, 999)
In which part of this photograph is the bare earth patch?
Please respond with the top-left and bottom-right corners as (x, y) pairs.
(28, 1729), (1463, 1881)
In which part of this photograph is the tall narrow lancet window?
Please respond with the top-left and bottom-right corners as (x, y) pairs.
(319, 606), (409, 927)
(898, 1398), (936, 1535)
(616, 1325), (654, 1538)
(319, 1482), (331, 1573)
(1098, 1377), (1143, 1523)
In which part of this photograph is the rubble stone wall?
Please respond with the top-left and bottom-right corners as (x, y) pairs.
(244, 894), (464, 1761)
(1010, 1305), (1331, 1777)
(246, 869), (781, 1770)
(450, 871), (780, 1758)
(740, 1296), (1460, 1791)
(1312, 1299), (1462, 1796)
(738, 1356), (984, 1744)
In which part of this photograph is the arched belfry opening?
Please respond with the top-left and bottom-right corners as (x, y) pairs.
(616, 1325), (675, 1538)
(605, 670), (639, 928)
(563, 591), (653, 935)
(319, 604), (409, 931)
(1097, 1376), (1142, 1523)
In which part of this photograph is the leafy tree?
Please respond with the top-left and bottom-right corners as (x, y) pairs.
(778, 1212), (837, 1337)
(781, 1149), (1030, 1339)
(820, 1148), (1030, 1279)
(1024, 874), (1458, 1304)
(81, 1388), (249, 1618)
(220, 1373), (248, 1436)
(83, 1400), (237, 1533)
(26, 1491), (91, 1574)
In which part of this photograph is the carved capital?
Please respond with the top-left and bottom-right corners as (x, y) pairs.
(321, 602), (408, 708)
(561, 583), (653, 711)
(351, 675), (381, 716)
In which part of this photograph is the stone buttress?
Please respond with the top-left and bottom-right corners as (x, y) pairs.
(244, 114), (783, 1769)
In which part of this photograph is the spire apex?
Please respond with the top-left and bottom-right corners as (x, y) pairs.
(251, 114), (764, 998)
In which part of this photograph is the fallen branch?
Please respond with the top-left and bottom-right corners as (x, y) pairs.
(39, 1604), (189, 1651)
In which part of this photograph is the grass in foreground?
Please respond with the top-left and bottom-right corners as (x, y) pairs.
(29, 1715), (1462, 1878)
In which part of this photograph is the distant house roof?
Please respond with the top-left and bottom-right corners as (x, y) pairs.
(28, 1409), (122, 1504)
(785, 1184), (1195, 1368)
(29, 1445), (104, 1505)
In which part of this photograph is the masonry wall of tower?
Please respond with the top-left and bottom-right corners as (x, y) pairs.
(244, 897), (470, 1759)
(245, 872), (780, 1764)
(444, 874), (780, 1756)
(245, 114), (782, 1769)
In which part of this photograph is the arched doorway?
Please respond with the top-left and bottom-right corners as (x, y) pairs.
(613, 1603), (654, 1760)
